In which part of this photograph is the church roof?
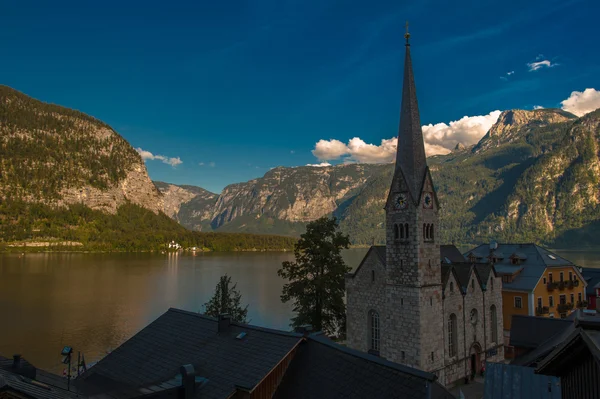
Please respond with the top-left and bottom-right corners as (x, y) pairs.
(440, 245), (466, 264)
(394, 37), (427, 201)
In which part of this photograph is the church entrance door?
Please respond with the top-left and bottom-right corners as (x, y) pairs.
(469, 343), (482, 379)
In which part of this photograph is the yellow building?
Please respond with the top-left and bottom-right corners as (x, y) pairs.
(465, 243), (586, 352)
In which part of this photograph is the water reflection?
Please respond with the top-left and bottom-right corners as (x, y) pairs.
(0, 247), (593, 373)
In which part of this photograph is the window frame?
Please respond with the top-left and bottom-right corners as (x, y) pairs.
(490, 305), (498, 343)
(448, 313), (457, 357)
(514, 296), (523, 309)
(549, 296), (554, 307)
(368, 310), (380, 353)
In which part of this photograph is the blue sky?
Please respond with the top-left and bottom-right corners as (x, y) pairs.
(1, 0), (598, 193)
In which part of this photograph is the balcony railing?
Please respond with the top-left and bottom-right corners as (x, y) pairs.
(558, 281), (566, 291)
(577, 300), (589, 308)
(557, 302), (574, 313)
(547, 282), (558, 291)
(536, 306), (550, 315)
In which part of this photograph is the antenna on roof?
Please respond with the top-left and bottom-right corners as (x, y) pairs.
(490, 241), (498, 250)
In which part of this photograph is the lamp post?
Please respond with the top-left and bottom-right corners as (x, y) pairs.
(61, 346), (73, 391)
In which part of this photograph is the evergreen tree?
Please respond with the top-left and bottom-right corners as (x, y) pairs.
(203, 275), (249, 323)
(278, 216), (350, 337)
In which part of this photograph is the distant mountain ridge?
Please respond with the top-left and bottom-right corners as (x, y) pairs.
(159, 107), (600, 247)
(0, 85), (295, 251)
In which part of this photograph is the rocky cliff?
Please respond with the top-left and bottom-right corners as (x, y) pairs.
(161, 108), (600, 246)
(0, 85), (163, 214)
(154, 181), (217, 231)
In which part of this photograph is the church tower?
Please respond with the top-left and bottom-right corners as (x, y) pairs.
(383, 25), (444, 374)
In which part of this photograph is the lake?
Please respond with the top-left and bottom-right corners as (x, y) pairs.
(1, 248), (599, 373)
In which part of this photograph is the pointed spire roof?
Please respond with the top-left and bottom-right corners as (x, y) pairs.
(395, 25), (427, 201)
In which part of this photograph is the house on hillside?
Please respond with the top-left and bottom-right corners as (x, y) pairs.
(464, 243), (586, 356)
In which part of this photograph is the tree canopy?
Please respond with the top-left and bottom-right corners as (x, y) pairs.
(278, 216), (350, 337)
(203, 275), (249, 323)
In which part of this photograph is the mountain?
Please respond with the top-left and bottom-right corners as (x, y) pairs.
(154, 181), (218, 231)
(0, 85), (163, 213)
(161, 108), (600, 247)
(0, 86), (295, 252)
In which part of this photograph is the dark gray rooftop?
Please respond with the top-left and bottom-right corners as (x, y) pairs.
(440, 245), (465, 264)
(465, 243), (578, 292)
(483, 362), (561, 399)
(77, 308), (302, 399)
(0, 368), (79, 399)
(273, 334), (454, 399)
(510, 315), (572, 349)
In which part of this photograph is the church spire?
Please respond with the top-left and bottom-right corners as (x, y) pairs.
(395, 23), (427, 201)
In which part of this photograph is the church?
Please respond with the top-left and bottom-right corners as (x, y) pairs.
(345, 29), (504, 387)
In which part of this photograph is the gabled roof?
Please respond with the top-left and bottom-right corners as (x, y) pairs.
(77, 308), (302, 399)
(347, 245), (386, 278)
(440, 245), (465, 264)
(273, 334), (454, 399)
(509, 315), (573, 349)
(465, 243), (571, 292)
(536, 318), (600, 375)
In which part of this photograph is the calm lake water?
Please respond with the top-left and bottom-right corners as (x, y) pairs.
(1, 247), (599, 373)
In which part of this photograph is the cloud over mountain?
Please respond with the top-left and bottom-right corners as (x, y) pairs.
(561, 88), (600, 117)
(312, 110), (501, 162)
(136, 148), (182, 167)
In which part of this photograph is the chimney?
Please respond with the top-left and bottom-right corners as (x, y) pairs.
(12, 355), (21, 369)
(294, 325), (313, 337)
(218, 314), (231, 333)
(180, 364), (196, 399)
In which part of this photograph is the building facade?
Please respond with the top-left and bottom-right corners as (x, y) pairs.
(345, 32), (504, 387)
(465, 243), (586, 357)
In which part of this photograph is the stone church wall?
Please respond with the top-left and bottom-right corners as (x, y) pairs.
(346, 250), (386, 353)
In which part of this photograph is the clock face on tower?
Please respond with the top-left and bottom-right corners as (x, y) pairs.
(423, 192), (433, 209)
(393, 193), (408, 210)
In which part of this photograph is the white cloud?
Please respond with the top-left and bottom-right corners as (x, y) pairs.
(533, 105), (544, 110)
(311, 111), (502, 162)
(312, 139), (349, 160)
(499, 76), (508, 81)
(136, 148), (182, 167)
(422, 110), (502, 155)
(561, 88), (600, 117)
(290, 150), (295, 154)
(209, 161), (216, 167)
(507, 71), (515, 76)
(306, 162), (332, 167)
(199, 161), (216, 167)
(527, 59), (557, 71)
(198, 162), (205, 166)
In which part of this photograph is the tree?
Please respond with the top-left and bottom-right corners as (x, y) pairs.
(203, 275), (249, 323)
(278, 216), (350, 337)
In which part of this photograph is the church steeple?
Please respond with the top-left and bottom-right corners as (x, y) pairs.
(395, 23), (427, 202)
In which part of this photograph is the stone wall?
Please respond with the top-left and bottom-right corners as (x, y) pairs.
(346, 249), (386, 354)
(442, 268), (504, 386)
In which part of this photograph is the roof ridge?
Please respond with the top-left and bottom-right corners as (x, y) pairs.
(307, 335), (437, 382)
(168, 308), (304, 338)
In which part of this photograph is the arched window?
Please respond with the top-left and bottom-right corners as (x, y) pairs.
(369, 310), (380, 352)
(490, 305), (498, 343)
(448, 314), (457, 357)
(423, 224), (427, 240)
(450, 281), (454, 293)
(404, 223), (409, 239)
(394, 224), (399, 240)
(400, 224), (404, 239)
(430, 224), (434, 240)
(371, 270), (375, 282)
